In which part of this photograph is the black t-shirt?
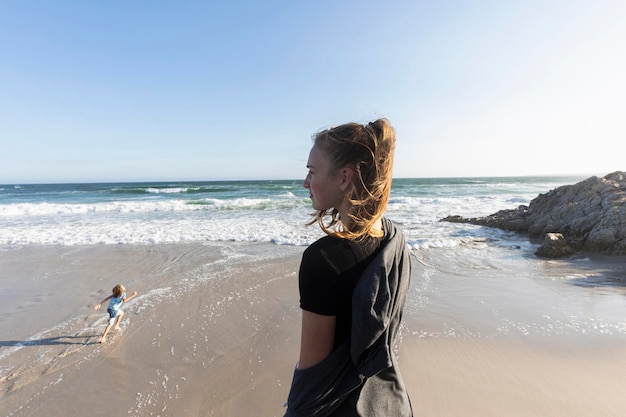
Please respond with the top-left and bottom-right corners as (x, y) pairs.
(299, 234), (383, 347)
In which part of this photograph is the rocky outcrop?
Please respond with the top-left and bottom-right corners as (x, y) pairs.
(441, 171), (626, 257)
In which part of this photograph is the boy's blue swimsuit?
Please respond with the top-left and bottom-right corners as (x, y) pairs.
(107, 293), (126, 318)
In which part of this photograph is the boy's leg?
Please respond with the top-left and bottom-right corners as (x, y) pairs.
(100, 323), (112, 343)
(114, 310), (124, 330)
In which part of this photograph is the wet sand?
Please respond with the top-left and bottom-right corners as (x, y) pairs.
(1, 243), (625, 416)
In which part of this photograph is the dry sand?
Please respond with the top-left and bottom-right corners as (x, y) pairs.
(402, 337), (626, 417)
(1, 243), (625, 417)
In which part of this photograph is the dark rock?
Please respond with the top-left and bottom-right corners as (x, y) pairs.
(535, 233), (574, 258)
(441, 206), (529, 232)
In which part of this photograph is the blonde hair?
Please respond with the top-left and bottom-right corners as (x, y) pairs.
(310, 118), (396, 240)
(112, 284), (125, 298)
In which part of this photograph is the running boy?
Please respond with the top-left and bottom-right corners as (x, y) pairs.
(94, 284), (138, 343)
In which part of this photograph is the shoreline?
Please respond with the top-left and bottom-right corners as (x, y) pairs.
(1, 242), (625, 416)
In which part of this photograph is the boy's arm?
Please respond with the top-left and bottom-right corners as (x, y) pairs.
(94, 295), (112, 311)
(123, 290), (138, 303)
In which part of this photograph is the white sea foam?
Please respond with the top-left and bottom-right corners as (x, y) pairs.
(0, 193), (524, 247)
(144, 187), (196, 194)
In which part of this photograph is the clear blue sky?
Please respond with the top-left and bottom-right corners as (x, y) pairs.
(1, 0), (624, 183)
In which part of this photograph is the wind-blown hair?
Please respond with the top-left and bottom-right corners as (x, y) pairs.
(310, 118), (396, 240)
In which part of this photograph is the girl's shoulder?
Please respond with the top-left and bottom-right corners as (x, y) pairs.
(304, 235), (381, 276)
(303, 236), (348, 260)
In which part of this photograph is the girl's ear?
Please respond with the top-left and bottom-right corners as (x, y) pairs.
(339, 167), (354, 192)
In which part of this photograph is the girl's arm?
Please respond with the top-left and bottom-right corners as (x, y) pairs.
(297, 310), (336, 369)
(94, 295), (112, 311)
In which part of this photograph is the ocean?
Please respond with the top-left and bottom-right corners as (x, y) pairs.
(0, 176), (588, 248)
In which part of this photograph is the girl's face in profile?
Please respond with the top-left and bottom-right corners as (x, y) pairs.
(304, 144), (344, 211)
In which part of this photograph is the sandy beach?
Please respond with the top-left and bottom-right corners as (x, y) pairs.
(1, 243), (626, 417)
